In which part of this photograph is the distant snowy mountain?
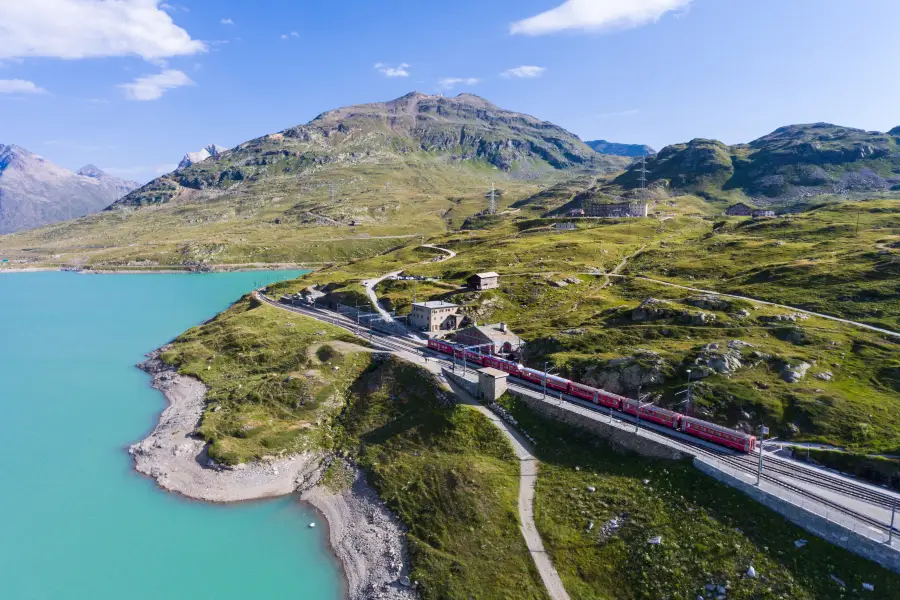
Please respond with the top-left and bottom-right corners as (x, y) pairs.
(178, 144), (227, 169)
(0, 145), (139, 234)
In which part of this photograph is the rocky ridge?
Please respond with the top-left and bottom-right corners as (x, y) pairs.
(0, 144), (138, 233)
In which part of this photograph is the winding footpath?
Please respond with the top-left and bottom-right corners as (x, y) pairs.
(446, 379), (571, 600)
(420, 244), (457, 260)
(362, 270), (403, 322)
(261, 292), (571, 600)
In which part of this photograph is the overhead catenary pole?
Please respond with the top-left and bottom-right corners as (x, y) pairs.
(890, 497), (897, 545)
(756, 426), (773, 485)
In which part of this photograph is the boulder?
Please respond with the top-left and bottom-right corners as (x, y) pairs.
(582, 350), (670, 395)
(685, 294), (731, 311)
(781, 361), (812, 383)
(814, 371), (833, 381)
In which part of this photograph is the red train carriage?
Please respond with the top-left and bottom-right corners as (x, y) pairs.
(568, 382), (599, 402)
(483, 355), (521, 376)
(596, 390), (625, 411)
(622, 398), (682, 429)
(427, 339), (455, 355)
(680, 416), (757, 452)
(464, 350), (486, 365)
(519, 367), (545, 385)
(520, 368), (569, 390)
(544, 373), (571, 392)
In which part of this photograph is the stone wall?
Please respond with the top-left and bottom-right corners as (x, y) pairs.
(442, 368), (478, 397)
(508, 390), (685, 461)
(695, 457), (900, 574)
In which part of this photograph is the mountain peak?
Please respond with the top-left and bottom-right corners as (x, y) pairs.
(178, 144), (226, 170)
(77, 164), (105, 178)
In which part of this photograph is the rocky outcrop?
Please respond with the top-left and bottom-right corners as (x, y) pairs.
(780, 361), (812, 383)
(632, 298), (716, 325)
(582, 350), (670, 395)
(684, 294), (732, 312)
(688, 340), (755, 378)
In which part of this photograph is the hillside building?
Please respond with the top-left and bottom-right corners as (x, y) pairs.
(583, 201), (649, 218)
(726, 203), (755, 216)
(752, 209), (776, 218)
(555, 222), (576, 231)
(453, 322), (523, 355)
(468, 272), (500, 291)
(409, 301), (460, 333)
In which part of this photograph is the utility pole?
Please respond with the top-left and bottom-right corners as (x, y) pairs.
(889, 497), (897, 545)
(685, 369), (693, 416)
(636, 154), (650, 201)
(756, 425), (770, 485)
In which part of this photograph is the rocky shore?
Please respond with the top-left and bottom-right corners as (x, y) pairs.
(129, 348), (418, 600)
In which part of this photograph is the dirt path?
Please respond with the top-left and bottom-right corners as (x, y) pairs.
(608, 274), (900, 339)
(445, 379), (571, 600)
(420, 244), (457, 260)
(596, 244), (649, 289)
(362, 270), (403, 322)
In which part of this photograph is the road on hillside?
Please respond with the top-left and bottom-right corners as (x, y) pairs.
(607, 274), (900, 339)
(361, 270), (403, 322)
(420, 244), (457, 260)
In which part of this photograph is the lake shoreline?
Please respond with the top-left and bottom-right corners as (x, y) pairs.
(129, 347), (418, 600)
(0, 264), (325, 274)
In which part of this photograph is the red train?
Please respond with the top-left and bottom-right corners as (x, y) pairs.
(427, 339), (757, 453)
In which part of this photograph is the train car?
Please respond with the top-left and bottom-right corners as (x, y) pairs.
(483, 355), (521, 376)
(464, 350), (486, 366)
(596, 390), (624, 411)
(427, 339), (455, 355)
(544, 374), (571, 392)
(622, 398), (682, 429)
(679, 416), (756, 452)
(569, 382), (599, 403)
(519, 368), (545, 385)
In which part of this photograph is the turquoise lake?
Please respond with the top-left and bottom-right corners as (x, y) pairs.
(0, 271), (341, 600)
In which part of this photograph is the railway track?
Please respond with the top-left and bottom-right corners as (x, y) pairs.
(260, 294), (899, 536)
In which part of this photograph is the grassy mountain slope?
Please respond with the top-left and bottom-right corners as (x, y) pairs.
(0, 93), (626, 269)
(610, 123), (900, 206)
(271, 196), (900, 455)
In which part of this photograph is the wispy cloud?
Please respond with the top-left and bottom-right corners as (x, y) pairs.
(438, 77), (480, 90)
(501, 65), (546, 79)
(0, 0), (206, 61)
(0, 79), (47, 94)
(374, 62), (410, 78)
(280, 31), (299, 40)
(220, 18), (234, 25)
(160, 3), (189, 12)
(118, 69), (194, 101)
(511, 0), (692, 36)
(597, 109), (640, 118)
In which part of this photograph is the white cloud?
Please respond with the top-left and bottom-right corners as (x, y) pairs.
(0, 0), (206, 60)
(221, 18), (234, 25)
(438, 77), (480, 90)
(374, 62), (410, 78)
(117, 69), (194, 101)
(0, 79), (46, 94)
(280, 31), (299, 40)
(501, 65), (546, 79)
(597, 109), (640, 118)
(510, 0), (692, 36)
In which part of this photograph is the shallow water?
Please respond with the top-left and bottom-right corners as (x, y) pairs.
(0, 271), (341, 600)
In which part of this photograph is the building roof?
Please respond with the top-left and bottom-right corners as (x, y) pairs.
(472, 272), (499, 279)
(413, 300), (458, 309)
(458, 323), (523, 346)
(477, 367), (508, 378)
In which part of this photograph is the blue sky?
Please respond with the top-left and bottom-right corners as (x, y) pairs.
(2, 0), (900, 183)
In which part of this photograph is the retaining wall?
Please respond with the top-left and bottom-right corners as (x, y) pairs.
(507, 389), (685, 461)
(695, 457), (900, 574)
(442, 368), (478, 397)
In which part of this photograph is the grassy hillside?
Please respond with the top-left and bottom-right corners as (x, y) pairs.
(275, 196), (900, 455)
(501, 395), (900, 599)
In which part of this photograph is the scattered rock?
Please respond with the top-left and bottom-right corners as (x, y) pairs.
(794, 538), (808, 548)
(830, 574), (846, 588)
(746, 566), (757, 578)
(863, 582), (875, 592)
(780, 361), (812, 383)
(685, 294), (731, 311)
(648, 535), (663, 545)
(587, 486), (596, 493)
(814, 371), (833, 381)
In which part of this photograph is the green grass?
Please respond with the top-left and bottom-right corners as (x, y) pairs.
(334, 358), (549, 600)
(160, 297), (371, 464)
(499, 394), (900, 600)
